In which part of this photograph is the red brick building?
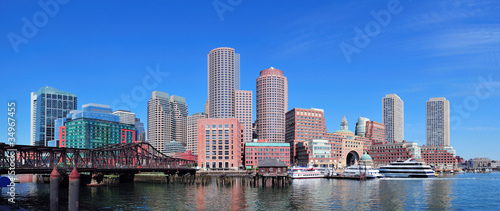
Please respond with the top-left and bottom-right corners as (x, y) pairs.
(244, 140), (290, 168)
(365, 121), (386, 145)
(368, 141), (421, 167)
(197, 118), (243, 169)
(174, 150), (198, 163)
(420, 146), (458, 170)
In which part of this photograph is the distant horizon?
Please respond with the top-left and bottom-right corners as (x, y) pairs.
(1, 1), (499, 160)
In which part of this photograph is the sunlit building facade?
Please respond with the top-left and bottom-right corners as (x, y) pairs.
(256, 67), (288, 143)
(383, 94), (404, 143)
(426, 97), (450, 146)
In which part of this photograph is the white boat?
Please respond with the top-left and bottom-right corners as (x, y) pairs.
(316, 167), (337, 177)
(379, 159), (435, 178)
(342, 165), (385, 179)
(288, 167), (325, 179)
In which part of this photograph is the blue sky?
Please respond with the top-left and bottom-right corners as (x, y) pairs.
(1, 0), (499, 160)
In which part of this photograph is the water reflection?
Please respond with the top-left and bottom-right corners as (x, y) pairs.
(5, 173), (500, 210)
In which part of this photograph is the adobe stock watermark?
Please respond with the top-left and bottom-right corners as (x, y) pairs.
(111, 65), (169, 111)
(339, 0), (403, 64)
(451, 74), (496, 130)
(213, 0), (242, 21)
(7, 0), (70, 53)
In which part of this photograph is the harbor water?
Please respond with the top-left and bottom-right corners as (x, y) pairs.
(2, 172), (500, 210)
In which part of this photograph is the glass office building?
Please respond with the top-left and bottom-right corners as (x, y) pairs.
(55, 103), (135, 149)
(31, 87), (77, 146)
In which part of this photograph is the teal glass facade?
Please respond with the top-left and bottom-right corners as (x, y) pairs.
(63, 118), (135, 149)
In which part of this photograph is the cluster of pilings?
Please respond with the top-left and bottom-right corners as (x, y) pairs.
(249, 175), (292, 187)
(194, 174), (212, 185)
(50, 167), (80, 211)
(165, 173), (196, 184)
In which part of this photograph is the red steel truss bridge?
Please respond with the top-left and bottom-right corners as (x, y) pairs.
(0, 142), (195, 175)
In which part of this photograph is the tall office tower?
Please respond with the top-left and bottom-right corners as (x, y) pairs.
(31, 87), (77, 146)
(256, 67), (288, 143)
(187, 112), (208, 155)
(383, 94), (404, 143)
(147, 91), (172, 152)
(426, 97), (450, 146)
(112, 110), (136, 125)
(235, 90), (253, 143)
(170, 95), (188, 145)
(365, 121), (386, 145)
(208, 47), (236, 118)
(135, 118), (146, 143)
(235, 53), (240, 90)
(355, 117), (370, 137)
(285, 108), (326, 162)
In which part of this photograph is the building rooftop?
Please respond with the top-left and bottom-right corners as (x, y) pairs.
(257, 159), (288, 168)
(246, 143), (290, 147)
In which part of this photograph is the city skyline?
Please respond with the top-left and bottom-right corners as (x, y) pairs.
(1, 1), (499, 160)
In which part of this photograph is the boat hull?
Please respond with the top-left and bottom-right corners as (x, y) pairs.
(381, 173), (436, 178)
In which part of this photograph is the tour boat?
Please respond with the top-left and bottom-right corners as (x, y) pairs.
(379, 159), (436, 178)
(342, 165), (385, 179)
(288, 167), (325, 179)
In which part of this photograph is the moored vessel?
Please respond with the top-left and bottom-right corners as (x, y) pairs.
(288, 167), (325, 179)
(379, 159), (435, 178)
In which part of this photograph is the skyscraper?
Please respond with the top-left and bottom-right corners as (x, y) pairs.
(135, 118), (146, 143)
(355, 116), (370, 137)
(426, 97), (450, 146)
(187, 112), (208, 155)
(170, 95), (188, 145)
(235, 90), (253, 143)
(147, 91), (188, 152)
(112, 110), (136, 125)
(207, 47), (237, 118)
(31, 87), (77, 146)
(148, 91), (172, 152)
(383, 94), (404, 143)
(256, 67), (288, 143)
(235, 53), (240, 90)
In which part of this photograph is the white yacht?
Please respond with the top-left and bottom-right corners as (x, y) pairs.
(379, 159), (436, 178)
(342, 165), (385, 179)
(288, 167), (325, 179)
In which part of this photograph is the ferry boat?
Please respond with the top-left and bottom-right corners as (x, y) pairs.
(379, 159), (436, 178)
(288, 167), (325, 179)
(342, 165), (385, 179)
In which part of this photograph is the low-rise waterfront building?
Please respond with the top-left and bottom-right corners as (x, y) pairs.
(368, 141), (421, 167)
(257, 159), (288, 175)
(173, 150), (198, 163)
(420, 145), (457, 170)
(244, 140), (290, 169)
(472, 157), (492, 169)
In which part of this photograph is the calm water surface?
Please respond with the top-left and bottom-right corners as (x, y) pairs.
(4, 172), (500, 210)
